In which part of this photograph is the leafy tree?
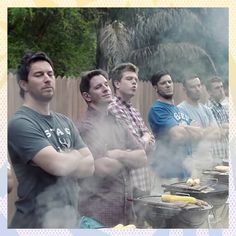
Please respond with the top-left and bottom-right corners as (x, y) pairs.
(8, 8), (228, 83)
(8, 8), (101, 76)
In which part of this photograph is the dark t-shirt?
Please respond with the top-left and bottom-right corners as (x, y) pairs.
(8, 106), (85, 228)
(78, 107), (142, 227)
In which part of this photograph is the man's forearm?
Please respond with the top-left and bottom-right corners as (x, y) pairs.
(32, 147), (94, 178)
(107, 149), (147, 169)
(94, 157), (124, 177)
(183, 126), (204, 141)
(169, 125), (203, 143)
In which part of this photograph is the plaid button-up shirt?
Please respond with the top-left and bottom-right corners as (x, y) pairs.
(206, 98), (229, 160)
(108, 96), (154, 192)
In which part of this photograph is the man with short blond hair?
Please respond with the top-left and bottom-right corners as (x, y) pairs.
(109, 62), (154, 194)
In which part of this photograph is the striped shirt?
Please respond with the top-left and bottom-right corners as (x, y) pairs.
(206, 98), (229, 160)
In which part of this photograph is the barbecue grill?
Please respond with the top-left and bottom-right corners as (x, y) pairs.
(162, 180), (228, 209)
(202, 170), (228, 184)
(132, 196), (212, 228)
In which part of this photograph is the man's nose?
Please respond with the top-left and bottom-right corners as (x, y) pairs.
(43, 74), (51, 83)
(102, 85), (109, 91)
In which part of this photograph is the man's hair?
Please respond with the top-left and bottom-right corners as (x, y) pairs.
(150, 70), (170, 87)
(182, 75), (200, 88)
(80, 69), (109, 94)
(16, 51), (54, 98)
(110, 62), (139, 92)
(205, 76), (223, 91)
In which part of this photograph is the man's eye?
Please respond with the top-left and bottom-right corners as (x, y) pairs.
(35, 73), (43, 77)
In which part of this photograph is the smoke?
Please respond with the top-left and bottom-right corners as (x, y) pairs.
(42, 205), (78, 228)
(148, 138), (218, 194)
(183, 139), (215, 178)
(35, 177), (80, 228)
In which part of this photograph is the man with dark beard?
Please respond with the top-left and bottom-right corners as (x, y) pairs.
(148, 71), (203, 182)
(8, 52), (94, 228)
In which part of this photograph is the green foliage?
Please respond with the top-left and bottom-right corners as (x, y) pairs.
(8, 8), (100, 76)
(8, 8), (228, 83)
(97, 8), (228, 83)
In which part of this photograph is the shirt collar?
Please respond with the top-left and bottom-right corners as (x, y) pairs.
(115, 96), (132, 108)
(209, 97), (222, 107)
(87, 106), (109, 118)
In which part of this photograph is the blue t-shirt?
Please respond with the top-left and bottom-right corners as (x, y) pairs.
(148, 101), (192, 179)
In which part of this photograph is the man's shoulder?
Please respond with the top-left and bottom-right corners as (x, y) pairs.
(150, 100), (175, 111)
(52, 111), (71, 122)
(199, 102), (213, 113)
(78, 109), (97, 134)
(177, 101), (186, 108)
(9, 106), (35, 126)
(108, 97), (125, 112)
(78, 119), (95, 131)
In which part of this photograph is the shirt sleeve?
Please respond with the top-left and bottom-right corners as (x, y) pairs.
(148, 106), (178, 136)
(118, 122), (142, 150)
(108, 103), (127, 121)
(8, 117), (51, 164)
(67, 117), (86, 150)
(204, 106), (218, 126)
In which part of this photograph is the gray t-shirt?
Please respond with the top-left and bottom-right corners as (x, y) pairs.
(178, 101), (217, 128)
(8, 106), (86, 228)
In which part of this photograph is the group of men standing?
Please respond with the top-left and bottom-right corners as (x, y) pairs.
(8, 51), (228, 228)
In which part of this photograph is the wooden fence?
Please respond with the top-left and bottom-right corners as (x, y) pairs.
(8, 73), (209, 125)
(7, 73), (209, 223)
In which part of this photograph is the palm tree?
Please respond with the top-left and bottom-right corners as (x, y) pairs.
(97, 8), (224, 83)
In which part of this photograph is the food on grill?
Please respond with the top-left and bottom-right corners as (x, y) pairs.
(186, 178), (200, 186)
(214, 165), (229, 173)
(113, 223), (136, 229)
(161, 194), (208, 206)
(195, 199), (208, 206)
(186, 178), (194, 186)
(113, 224), (125, 229)
(161, 194), (197, 204)
(194, 178), (200, 185)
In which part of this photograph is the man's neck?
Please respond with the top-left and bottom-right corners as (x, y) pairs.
(210, 96), (222, 104)
(186, 97), (199, 106)
(89, 103), (108, 114)
(115, 91), (131, 103)
(23, 97), (50, 115)
(158, 96), (174, 105)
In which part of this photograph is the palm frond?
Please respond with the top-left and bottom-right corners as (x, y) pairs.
(130, 42), (217, 81)
(134, 9), (208, 49)
(99, 20), (132, 65)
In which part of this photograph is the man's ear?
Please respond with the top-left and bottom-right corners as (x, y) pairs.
(154, 85), (158, 93)
(114, 80), (120, 90)
(18, 80), (29, 93)
(82, 92), (92, 103)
